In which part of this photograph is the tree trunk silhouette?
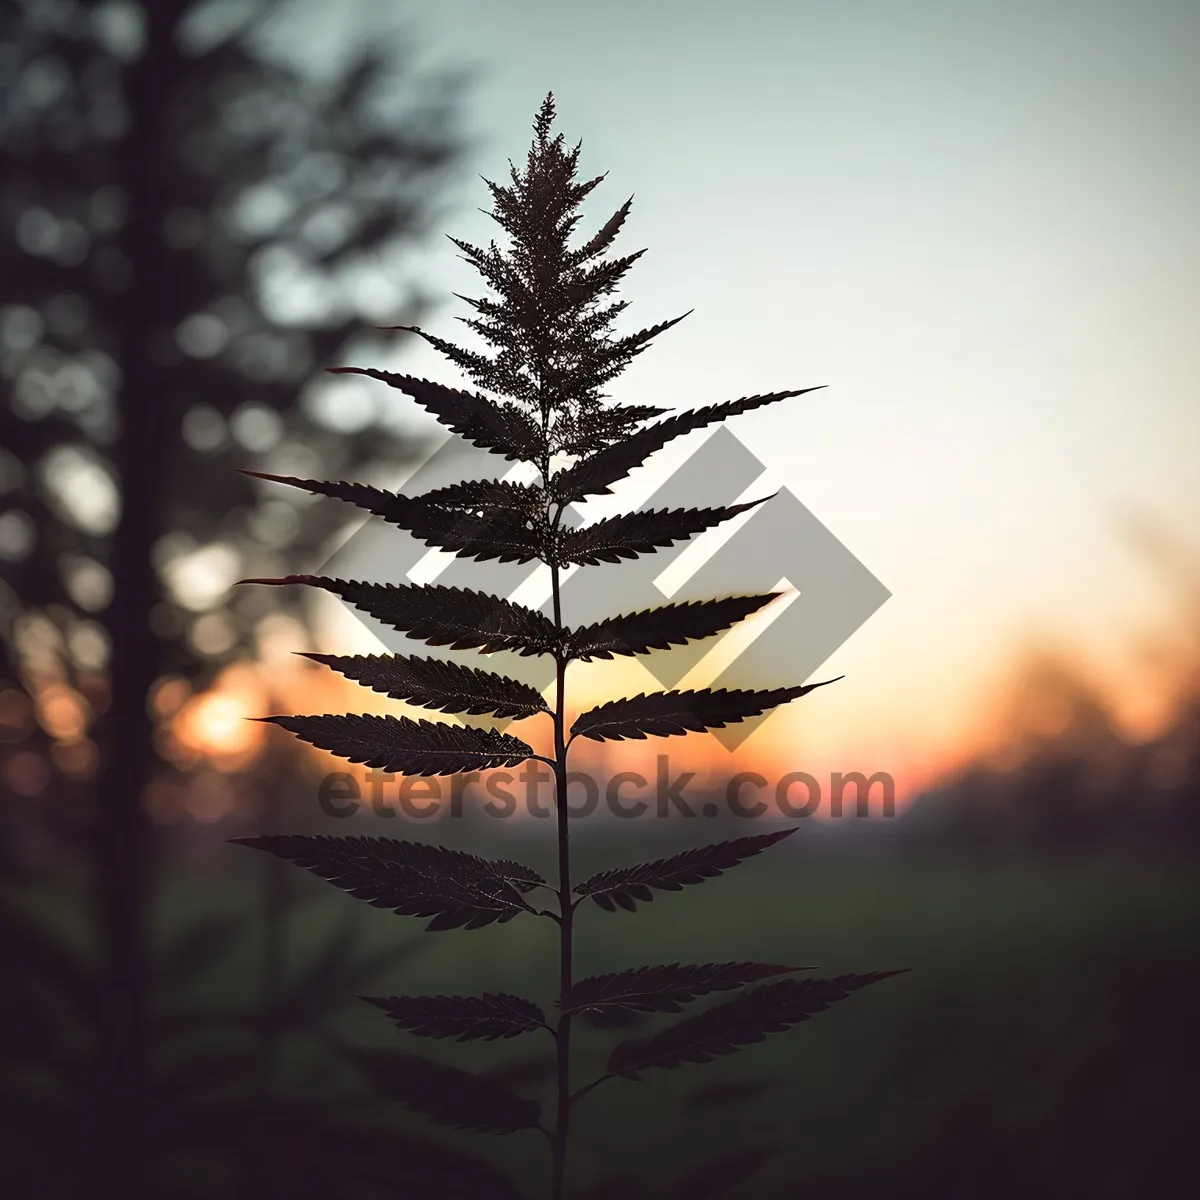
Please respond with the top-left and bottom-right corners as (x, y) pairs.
(93, 5), (187, 1191)
(3, 0), (468, 1192)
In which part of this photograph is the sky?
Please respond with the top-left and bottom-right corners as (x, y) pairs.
(248, 0), (1200, 799)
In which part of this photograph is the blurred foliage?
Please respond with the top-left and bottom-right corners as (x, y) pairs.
(0, 0), (470, 800)
(0, 850), (533, 1199)
(3, 848), (1172, 1200)
(8, 841), (1196, 1198)
(0, 1), (493, 1195)
(905, 516), (1200, 855)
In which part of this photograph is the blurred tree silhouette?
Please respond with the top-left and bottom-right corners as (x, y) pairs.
(0, 1), (469, 1194)
(904, 515), (1200, 856)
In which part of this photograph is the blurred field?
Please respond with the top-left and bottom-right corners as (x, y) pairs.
(66, 842), (1190, 1198)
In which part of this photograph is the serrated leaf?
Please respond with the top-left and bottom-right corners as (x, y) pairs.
(419, 478), (545, 520)
(575, 830), (796, 913)
(378, 322), (498, 389)
(302, 653), (550, 719)
(557, 499), (768, 566)
(361, 993), (546, 1041)
(346, 1049), (541, 1134)
(239, 576), (558, 656)
(551, 403), (669, 455)
(564, 594), (779, 661)
(552, 388), (824, 501)
(490, 858), (548, 893)
(239, 474), (545, 564)
(563, 963), (803, 1027)
(571, 680), (841, 742)
(397, 512), (543, 564)
(239, 470), (394, 515)
(607, 972), (906, 1078)
(618, 310), (693, 355)
(573, 197), (632, 263)
(619, 312), (696, 357)
(259, 713), (534, 775)
(328, 368), (545, 462)
(230, 836), (545, 931)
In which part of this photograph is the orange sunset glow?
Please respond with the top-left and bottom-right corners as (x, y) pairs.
(155, 523), (1199, 824)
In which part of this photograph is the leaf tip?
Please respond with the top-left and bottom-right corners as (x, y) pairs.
(235, 574), (319, 588)
(807, 675), (845, 692)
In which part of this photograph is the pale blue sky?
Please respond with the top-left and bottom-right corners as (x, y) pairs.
(276, 0), (1200, 784)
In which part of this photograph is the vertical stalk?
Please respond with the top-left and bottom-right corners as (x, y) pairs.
(549, 553), (573, 1200)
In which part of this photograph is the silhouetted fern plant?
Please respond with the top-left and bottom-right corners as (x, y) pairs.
(232, 94), (903, 1200)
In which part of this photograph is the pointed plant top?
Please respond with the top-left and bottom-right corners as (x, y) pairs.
(362, 89), (693, 458)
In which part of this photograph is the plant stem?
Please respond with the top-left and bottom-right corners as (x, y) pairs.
(550, 555), (573, 1200)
